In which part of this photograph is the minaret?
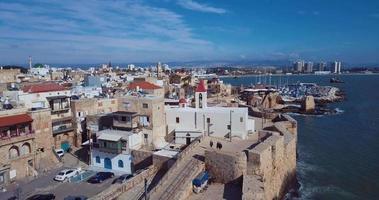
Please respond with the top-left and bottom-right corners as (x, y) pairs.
(29, 56), (32, 72)
(195, 79), (207, 109)
(157, 62), (162, 78)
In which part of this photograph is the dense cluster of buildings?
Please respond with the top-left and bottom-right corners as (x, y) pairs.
(0, 61), (252, 187)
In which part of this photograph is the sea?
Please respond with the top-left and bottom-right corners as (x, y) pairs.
(221, 74), (379, 200)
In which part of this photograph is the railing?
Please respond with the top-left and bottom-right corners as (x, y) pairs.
(52, 126), (74, 135)
(51, 107), (70, 114)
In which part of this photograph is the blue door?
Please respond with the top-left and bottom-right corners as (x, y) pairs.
(104, 158), (112, 169)
(61, 141), (70, 152)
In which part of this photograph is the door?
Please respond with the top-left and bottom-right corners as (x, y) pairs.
(186, 133), (191, 145)
(104, 158), (112, 169)
(61, 141), (70, 152)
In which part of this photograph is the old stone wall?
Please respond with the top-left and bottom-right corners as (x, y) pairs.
(243, 114), (297, 200)
(205, 150), (246, 183)
(131, 149), (153, 170)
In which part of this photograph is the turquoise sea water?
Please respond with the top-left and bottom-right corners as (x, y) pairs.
(221, 74), (379, 200)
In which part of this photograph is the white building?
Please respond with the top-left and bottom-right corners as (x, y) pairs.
(71, 86), (102, 98)
(165, 80), (255, 145)
(333, 61), (342, 74)
(91, 129), (143, 174)
(30, 64), (50, 78)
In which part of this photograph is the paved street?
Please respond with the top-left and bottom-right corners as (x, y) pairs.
(0, 168), (114, 200)
(0, 153), (113, 200)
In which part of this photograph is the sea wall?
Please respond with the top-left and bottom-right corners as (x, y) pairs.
(243, 114), (297, 200)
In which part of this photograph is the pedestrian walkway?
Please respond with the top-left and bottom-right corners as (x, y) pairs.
(148, 140), (206, 200)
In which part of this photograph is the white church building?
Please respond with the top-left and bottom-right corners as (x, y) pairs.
(166, 80), (255, 145)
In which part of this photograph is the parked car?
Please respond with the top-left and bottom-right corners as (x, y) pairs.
(54, 149), (64, 158)
(112, 174), (133, 184)
(54, 168), (80, 182)
(26, 193), (55, 200)
(87, 172), (115, 183)
(64, 195), (88, 200)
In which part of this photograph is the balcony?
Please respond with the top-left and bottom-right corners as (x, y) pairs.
(52, 125), (74, 135)
(51, 107), (70, 114)
(0, 131), (35, 146)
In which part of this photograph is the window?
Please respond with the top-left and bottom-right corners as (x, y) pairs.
(240, 117), (243, 122)
(207, 118), (210, 123)
(176, 117), (180, 123)
(121, 116), (127, 122)
(142, 103), (148, 108)
(118, 160), (124, 168)
(9, 146), (19, 159)
(98, 102), (103, 107)
(199, 93), (203, 108)
(227, 125), (231, 130)
(0, 172), (4, 184)
(21, 143), (31, 155)
(96, 156), (101, 163)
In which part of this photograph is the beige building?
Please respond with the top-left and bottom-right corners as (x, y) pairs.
(0, 107), (57, 187)
(117, 94), (166, 148)
(71, 98), (118, 143)
(0, 68), (20, 84)
(3, 83), (77, 150)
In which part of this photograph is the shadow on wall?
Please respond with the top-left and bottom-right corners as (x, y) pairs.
(223, 177), (243, 200)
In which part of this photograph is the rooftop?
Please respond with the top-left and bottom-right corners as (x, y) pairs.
(0, 113), (33, 127)
(128, 81), (161, 90)
(195, 79), (207, 92)
(97, 129), (136, 141)
(22, 83), (66, 93)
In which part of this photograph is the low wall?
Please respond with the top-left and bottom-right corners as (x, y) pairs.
(89, 166), (157, 200)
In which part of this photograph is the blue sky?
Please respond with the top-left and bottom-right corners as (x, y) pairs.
(0, 0), (379, 65)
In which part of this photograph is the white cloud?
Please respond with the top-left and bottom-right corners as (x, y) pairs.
(177, 0), (226, 14)
(0, 0), (217, 63)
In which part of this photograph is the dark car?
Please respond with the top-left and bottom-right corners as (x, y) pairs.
(64, 195), (88, 200)
(112, 174), (133, 184)
(87, 172), (114, 183)
(26, 193), (55, 200)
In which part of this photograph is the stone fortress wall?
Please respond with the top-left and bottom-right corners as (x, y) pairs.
(243, 114), (297, 200)
(204, 114), (297, 200)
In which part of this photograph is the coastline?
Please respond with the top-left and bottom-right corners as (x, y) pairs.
(219, 72), (379, 79)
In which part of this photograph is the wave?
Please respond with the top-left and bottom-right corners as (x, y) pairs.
(335, 107), (345, 113)
(298, 185), (358, 200)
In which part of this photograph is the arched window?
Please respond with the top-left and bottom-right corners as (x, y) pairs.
(96, 156), (101, 163)
(9, 146), (19, 159)
(118, 160), (124, 168)
(21, 143), (31, 155)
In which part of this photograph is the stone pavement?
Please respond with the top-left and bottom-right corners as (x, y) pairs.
(148, 141), (206, 200)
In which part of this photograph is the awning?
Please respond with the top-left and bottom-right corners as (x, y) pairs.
(0, 114), (33, 127)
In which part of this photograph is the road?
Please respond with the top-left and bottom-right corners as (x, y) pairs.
(0, 167), (114, 200)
